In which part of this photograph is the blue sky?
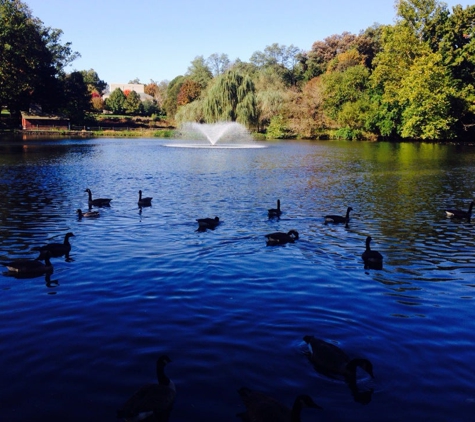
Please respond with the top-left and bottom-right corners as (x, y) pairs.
(25, 0), (467, 85)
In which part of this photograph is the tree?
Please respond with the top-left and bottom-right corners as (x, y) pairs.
(202, 70), (257, 126)
(322, 64), (371, 124)
(163, 75), (185, 119)
(80, 69), (107, 94)
(207, 53), (231, 76)
(398, 52), (457, 139)
(124, 90), (144, 115)
(105, 88), (126, 114)
(58, 71), (91, 123)
(250, 43), (303, 86)
(187, 56), (213, 89)
(176, 79), (202, 106)
(0, 0), (79, 117)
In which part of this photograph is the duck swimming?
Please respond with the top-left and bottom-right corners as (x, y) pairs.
(324, 206), (353, 225)
(2, 251), (53, 276)
(445, 201), (474, 222)
(361, 236), (383, 270)
(265, 230), (299, 246)
(303, 335), (374, 381)
(138, 190), (152, 207)
(268, 199), (282, 218)
(31, 232), (74, 258)
(237, 387), (322, 422)
(196, 216), (220, 231)
(84, 188), (112, 206)
(77, 209), (100, 218)
(117, 354), (176, 422)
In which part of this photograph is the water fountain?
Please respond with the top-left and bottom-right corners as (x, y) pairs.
(166, 121), (265, 149)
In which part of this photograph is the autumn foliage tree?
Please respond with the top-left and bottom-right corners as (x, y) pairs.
(177, 79), (202, 106)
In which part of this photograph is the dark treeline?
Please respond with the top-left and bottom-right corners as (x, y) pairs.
(1, 0), (475, 141)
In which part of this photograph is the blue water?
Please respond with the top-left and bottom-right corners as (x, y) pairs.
(0, 137), (474, 421)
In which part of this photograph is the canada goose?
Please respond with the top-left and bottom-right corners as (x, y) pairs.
(324, 206), (353, 225)
(77, 209), (100, 218)
(138, 190), (152, 206)
(196, 216), (220, 231)
(84, 188), (112, 206)
(303, 335), (374, 381)
(117, 355), (176, 422)
(268, 199), (282, 218)
(237, 387), (322, 422)
(265, 230), (299, 246)
(2, 252), (53, 275)
(445, 201), (474, 222)
(361, 236), (383, 270)
(31, 232), (74, 258)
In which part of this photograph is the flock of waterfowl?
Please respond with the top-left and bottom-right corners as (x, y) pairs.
(116, 329), (378, 422)
(2, 187), (473, 421)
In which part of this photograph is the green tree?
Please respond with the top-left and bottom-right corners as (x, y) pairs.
(124, 90), (144, 115)
(105, 88), (126, 114)
(398, 52), (457, 139)
(322, 64), (371, 125)
(163, 75), (185, 119)
(58, 71), (90, 123)
(202, 70), (257, 126)
(187, 56), (213, 89)
(80, 69), (106, 94)
(250, 43), (303, 86)
(0, 0), (79, 117)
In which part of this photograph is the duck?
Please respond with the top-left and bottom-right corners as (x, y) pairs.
(138, 190), (153, 207)
(303, 335), (374, 381)
(117, 355), (176, 422)
(324, 206), (353, 225)
(268, 199), (282, 218)
(84, 188), (112, 206)
(31, 232), (74, 258)
(237, 387), (322, 422)
(445, 201), (474, 222)
(196, 216), (220, 231)
(2, 251), (53, 276)
(265, 230), (299, 246)
(361, 236), (383, 270)
(77, 209), (100, 218)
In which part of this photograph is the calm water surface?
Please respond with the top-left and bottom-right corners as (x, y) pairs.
(0, 136), (474, 422)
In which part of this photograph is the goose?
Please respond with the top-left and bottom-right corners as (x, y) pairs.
(84, 188), (112, 206)
(31, 232), (74, 258)
(445, 201), (474, 221)
(138, 190), (153, 207)
(324, 206), (353, 225)
(303, 335), (374, 381)
(2, 251), (53, 275)
(265, 230), (299, 246)
(361, 236), (383, 270)
(117, 355), (176, 422)
(237, 387), (322, 422)
(196, 216), (220, 231)
(77, 209), (100, 218)
(268, 199), (282, 218)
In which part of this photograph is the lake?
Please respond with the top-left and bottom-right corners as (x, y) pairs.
(0, 135), (474, 422)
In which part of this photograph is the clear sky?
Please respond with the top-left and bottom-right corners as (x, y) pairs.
(24, 0), (468, 85)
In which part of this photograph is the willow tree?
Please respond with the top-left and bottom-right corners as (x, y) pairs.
(202, 70), (257, 126)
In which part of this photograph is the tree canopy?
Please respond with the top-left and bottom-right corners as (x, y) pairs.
(0, 0), (79, 116)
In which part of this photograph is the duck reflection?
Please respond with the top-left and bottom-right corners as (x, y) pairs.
(237, 387), (322, 422)
(303, 335), (374, 405)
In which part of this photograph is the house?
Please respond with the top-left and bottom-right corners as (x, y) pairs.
(21, 111), (70, 130)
